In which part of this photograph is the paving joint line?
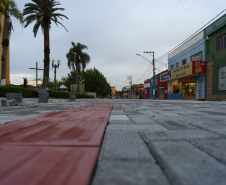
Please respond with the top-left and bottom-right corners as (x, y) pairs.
(188, 140), (226, 166)
(138, 132), (176, 185)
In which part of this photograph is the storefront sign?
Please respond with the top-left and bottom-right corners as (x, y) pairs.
(178, 76), (196, 83)
(204, 14), (226, 37)
(160, 72), (171, 82)
(192, 61), (206, 74)
(219, 66), (226, 90)
(171, 61), (206, 80)
(144, 83), (150, 88)
(171, 63), (192, 79)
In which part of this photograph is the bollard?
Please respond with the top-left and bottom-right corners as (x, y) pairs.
(39, 90), (49, 103)
(69, 92), (76, 102)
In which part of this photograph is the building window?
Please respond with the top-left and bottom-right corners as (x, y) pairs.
(217, 34), (226, 51)
(182, 59), (187, 65)
(176, 62), (179, 68)
(170, 64), (174, 70)
(219, 66), (226, 90)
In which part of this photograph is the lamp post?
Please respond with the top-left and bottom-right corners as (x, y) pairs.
(136, 52), (156, 100)
(52, 59), (60, 91)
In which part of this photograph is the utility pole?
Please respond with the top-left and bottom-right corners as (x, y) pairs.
(29, 62), (44, 87)
(144, 51), (155, 100)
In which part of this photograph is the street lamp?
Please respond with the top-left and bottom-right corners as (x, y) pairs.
(136, 52), (156, 100)
(52, 59), (60, 91)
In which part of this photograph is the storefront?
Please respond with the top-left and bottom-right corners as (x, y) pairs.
(150, 76), (158, 99)
(144, 79), (150, 99)
(158, 71), (169, 99)
(167, 61), (206, 99)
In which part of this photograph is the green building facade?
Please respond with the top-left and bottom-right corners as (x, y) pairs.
(205, 14), (226, 100)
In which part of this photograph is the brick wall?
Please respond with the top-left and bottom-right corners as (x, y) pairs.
(206, 61), (226, 101)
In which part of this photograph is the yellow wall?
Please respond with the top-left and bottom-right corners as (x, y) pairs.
(0, 13), (10, 84)
(0, 14), (3, 78)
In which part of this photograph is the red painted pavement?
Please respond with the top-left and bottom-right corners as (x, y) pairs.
(0, 100), (114, 185)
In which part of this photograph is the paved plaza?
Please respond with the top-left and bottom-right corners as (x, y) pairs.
(1, 98), (226, 185)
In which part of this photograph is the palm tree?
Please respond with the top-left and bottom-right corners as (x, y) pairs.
(66, 42), (91, 92)
(23, 0), (68, 88)
(0, 0), (23, 85)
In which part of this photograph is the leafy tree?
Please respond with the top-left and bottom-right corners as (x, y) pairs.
(0, 0), (23, 85)
(83, 68), (110, 97)
(23, 0), (68, 88)
(66, 42), (90, 92)
(60, 68), (110, 97)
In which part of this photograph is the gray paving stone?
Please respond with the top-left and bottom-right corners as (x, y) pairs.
(106, 124), (167, 132)
(147, 141), (226, 185)
(92, 160), (170, 185)
(155, 119), (196, 130)
(140, 130), (221, 142)
(128, 115), (156, 124)
(191, 139), (226, 164)
(109, 115), (130, 121)
(98, 130), (154, 161)
(108, 115), (131, 124)
(110, 110), (125, 115)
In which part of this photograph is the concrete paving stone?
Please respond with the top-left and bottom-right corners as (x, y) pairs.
(140, 129), (221, 142)
(147, 141), (226, 185)
(123, 110), (143, 115)
(109, 115), (130, 121)
(191, 139), (226, 164)
(108, 115), (131, 124)
(190, 120), (226, 135)
(98, 130), (155, 161)
(110, 110), (125, 115)
(92, 159), (170, 185)
(128, 115), (157, 124)
(155, 119), (197, 130)
(106, 124), (167, 132)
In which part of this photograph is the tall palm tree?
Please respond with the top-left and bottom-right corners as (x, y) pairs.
(0, 0), (23, 85)
(66, 42), (91, 92)
(23, 0), (68, 88)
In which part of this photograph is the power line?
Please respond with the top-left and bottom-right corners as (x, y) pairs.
(155, 9), (226, 62)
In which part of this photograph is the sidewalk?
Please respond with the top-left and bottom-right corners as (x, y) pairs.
(92, 99), (226, 185)
(1, 99), (226, 185)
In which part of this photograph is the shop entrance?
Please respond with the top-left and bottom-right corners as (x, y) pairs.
(197, 80), (203, 99)
(183, 83), (196, 99)
(159, 86), (165, 99)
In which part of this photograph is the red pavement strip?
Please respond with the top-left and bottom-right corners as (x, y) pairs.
(0, 100), (114, 185)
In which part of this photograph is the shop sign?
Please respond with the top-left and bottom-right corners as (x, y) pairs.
(192, 61), (206, 74)
(219, 66), (226, 90)
(204, 14), (226, 37)
(160, 72), (171, 82)
(171, 61), (206, 80)
(171, 63), (192, 79)
(178, 76), (196, 83)
(144, 83), (150, 88)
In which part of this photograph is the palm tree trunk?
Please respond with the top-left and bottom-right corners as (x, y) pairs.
(1, 16), (9, 85)
(76, 63), (79, 92)
(43, 25), (50, 88)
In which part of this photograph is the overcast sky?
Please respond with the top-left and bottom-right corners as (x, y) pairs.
(10, 0), (225, 90)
